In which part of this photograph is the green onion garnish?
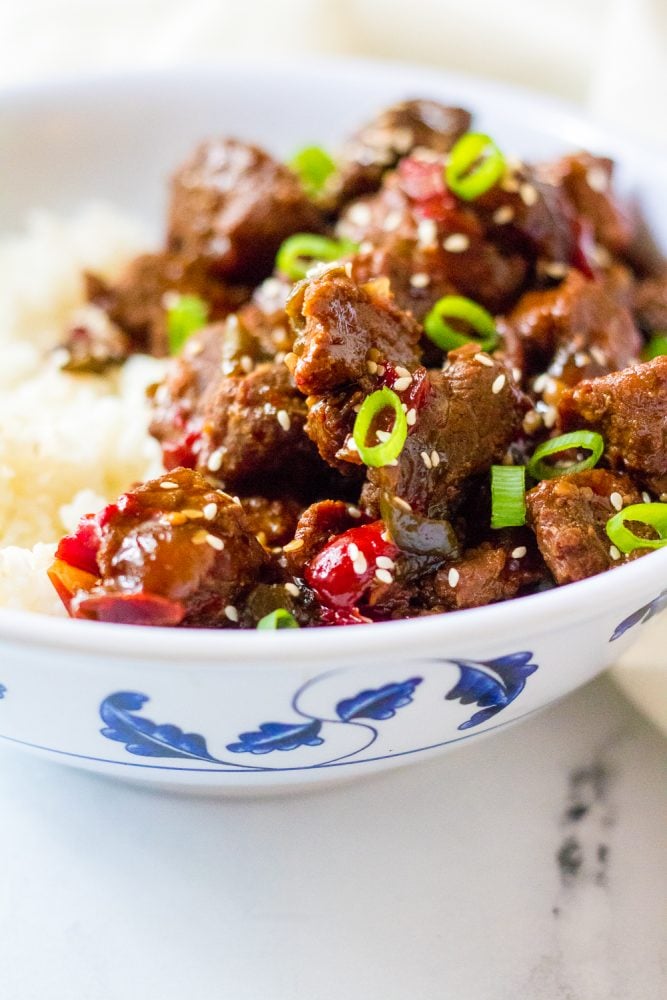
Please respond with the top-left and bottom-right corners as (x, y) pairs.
(353, 387), (408, 468)
(166, 294), (209, 355)
(289, 146), (336, 197)
(527, 430), (604, 481)
(275, 234), (358, 281)
(491, 465), (526, 528)
(445, 132), (506, 201)
(606, 503), (667, 554)
(641, 333), (667, 361)
(256, 608), (300, 630)
(423, 294), (498, 352)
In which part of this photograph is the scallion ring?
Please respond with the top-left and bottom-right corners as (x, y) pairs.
(353, 387), (408, 468)
(166, 294), (209, 355)
(491, 465), (526, 528)
(276, 234), (358, 281)
(257, 609), (300, 630)
(423, 294), (498, 352)
(289, 146), (336, 197)
(606, 503), (667, 554)
(445, 132), (506, 201)
(641, 333), (667, 361)
(527, 431), (604, 481)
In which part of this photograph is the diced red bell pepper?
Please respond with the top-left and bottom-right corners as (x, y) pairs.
(55, 513), (103, 576)
(397, 157), (456, 221)
(305, 521), (399, 612)
(73, 591), (186, 626)
(381, 363), (432, 417)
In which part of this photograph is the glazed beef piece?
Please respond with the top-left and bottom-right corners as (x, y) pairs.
(282, 500), (365, 576)
(506, 268), (641, 383)
(526, 469), (643, 584)
(285, 267), (422, 395)
(239, 495), (304, 549)
(336, 100), (471, 205)
(558, 356), (667, 494)
(167, 138), (323, 284)
(633, 275), (667, 333)
(49, 468), (270, 626)
(59, 303), (131, 373)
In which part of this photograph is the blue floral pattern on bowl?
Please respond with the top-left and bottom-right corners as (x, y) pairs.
(610, 589), (667, 642)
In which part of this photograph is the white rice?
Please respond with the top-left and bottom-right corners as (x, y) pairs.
(0, 203), (166, 614)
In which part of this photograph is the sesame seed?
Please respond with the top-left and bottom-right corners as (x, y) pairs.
(410, 272), (431, 289)
(282, 537), (304, 553)
(186, 339), (204, 357)
(284, 582), (300, 597)
(366, 360), (378, 374)
(492, 373), (506, 394)
(586, 166), (608, 193)
(181, 508), (204, 519)
(395, 366), (411, 379)
(642, 491), (651, 504)
(374, 568), (394, 585)
(519, 182), (538, 206)
(590, 244), (612, 268)
(447, 567), (460, 588)
(353, 553), (368, 575)
(344, 261), (353, 278)
(511, 546), (527, 559)
(207, 448), (225, 473)
(421, 451), (433, 469)
(430, 450), (440, 467)
(383, 210), (402, 232)
(348, 542), (360, 560)
(167, 511), (188, 526)
(533, 373), (548, 394)
(590, 346), (607, 366)
(443, 233), (470, 253)
(376, 555), (396, 570)
(347, 506), (361, 520)
(375, 430), (392, 443)
(406, 408), (417, 426)
(232, 496), (243, 506)
(240, 354), (254, 373)
(359, 240), (374, 254)
(542, 405), (558, 429)
(376, 365), (385, 377)
(348, 202), (372, 227)
(523, 410), (543, 434)
(610, 492), (623, 511)
(205, 533), (225, 551)
(224, 605), (239, 622)
(191, 529), (209, 545)
(401, 403), (408, 412)
(203, 502), (218, 521)
(417, 219), (438, 246)
(609, 545), (621, 561)
(574, 352), (591, 368)
(474, 352), (494, 367)
(277, 410), (291, 432)
(160, 480), (178, 490)
(493, 205), (515, 225)
(393, 496), (412, 512)
(543, 261), (568, 279)
(346, 436), (359, 453)
(501, 176), (520, 193)
(393, 376), (412, 392)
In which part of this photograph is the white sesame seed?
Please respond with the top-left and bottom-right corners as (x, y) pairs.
(590, 244), (612, 268)
(543, 261), (568, 279)
(159, 480), (179, 490)
(366, 360), (378, 374)
(406, 408), (417, 426)
(493, 205), (515, 225)
(205, 533), (225, 551)
(203, 502), (218, 521)
(376, 555), (396, 570)
(443, 233), (470, 253)
(512, 367), (522, 384)
(610, 492), (623, 512)
(430, 450), (440, 467)
(393, 376), (412, 392)
(533, 373), (548, 394)
(410, 272), (431, 289)
(590, 346), (607, 366)
(501, 176), (520, 193)
(344, 261), (353, 278)
(421, 451), (433, 469)
(447, 567), (460, 588)
(519, 182), (538, 206)
(285, 582), (300, 597)
(348, 542), (360, 560)
(395, 366), (411, 379)
(207, 448), (225, 473)
(574, 351), (591, 368)
(348, 202), (372, 227)
(609, 545), (621, 562)
(523, 410), (543, 435)
(512, 546), (527, 559)
(474, 352), (494, 367)
(586, 166), (608, 193)
(181, 508), (204, 519)
(375, 430), (392, 443)
(401, 402), (408, 412)
(376, 365), (386, 377)
(642, 491), (651, 504)
(276, 409), (291, 432)
(346, 436), (359, 453)
(374, 568), (394, 585)
(224, 605), (239, 622)
(383, 210), (402, 232)
(542, 405), (558, 429)
(240, 354), (254, 373)
(491, 373), (506, 394)
(232, 496), (243, 506)
(347, 505), (362, 518)
(417, 219), (438, 247)
(359, 239), (374, 254)
(353, 553), (368, 575)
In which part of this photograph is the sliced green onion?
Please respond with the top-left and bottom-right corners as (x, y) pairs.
(641, 333), (667, 361)
(289, 146), (336, 197)
(423, 294), (498, 352)
(606, 503), (667, 554)
(257, 608), (300, 630)
(276, 234), (358, 281)
(527, 430), (604, 481)
(491, 465), (526, 528)
(166, 294), (209, 355)
(353, 387), (408, 468)
(445, 132), (506, 201)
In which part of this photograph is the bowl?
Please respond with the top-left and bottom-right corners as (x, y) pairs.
(0, 58), (665, 794)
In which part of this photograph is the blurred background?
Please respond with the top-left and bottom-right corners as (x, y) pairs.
(0, 0), (665, 146)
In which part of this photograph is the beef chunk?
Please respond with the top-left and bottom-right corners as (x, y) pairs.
(526, 469), (642, 584)
(60, 303), (131, 373)
(558, 356), (667, 494)
(283, 500), (364, 576)
(633, 275), (667, 333)
(429, 533), (545, 610)
(286, 267), (422, 395)
(364, 346), (528, 517)
(507, 268), (641, 382)
(168, 138), (323, 283)
(303, 388), (367, 476)
(62, 469), (270, 626)
(240, 495), (303, 548)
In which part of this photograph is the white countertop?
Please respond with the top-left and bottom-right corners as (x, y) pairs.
(0, 672), (664, 1000)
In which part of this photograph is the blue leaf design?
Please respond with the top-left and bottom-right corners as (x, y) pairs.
(445, 652), (538, 730)
(226, 719), (323, 755)
(336, 677), (423, 721)
(610, 589), (667, 642)
(99, 692), (218, 761)
(0, 685), (6, 700)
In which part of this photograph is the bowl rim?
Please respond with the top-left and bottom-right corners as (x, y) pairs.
(1, 57), (666, 665)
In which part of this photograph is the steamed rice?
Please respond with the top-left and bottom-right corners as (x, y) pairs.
(0, 204), (165, 613)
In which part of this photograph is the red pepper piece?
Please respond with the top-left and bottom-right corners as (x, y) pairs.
(397, 157), (456, 221)
(305, 521), (399, 612)
(73, 591), (186, 626)
(55, 513), (103, 576)
(47, 558), (99, 615)
(162, 424), (204, 472)
(381, 363), (431, 417)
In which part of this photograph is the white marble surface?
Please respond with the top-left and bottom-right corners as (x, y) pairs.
(0, 673), (664, 1000)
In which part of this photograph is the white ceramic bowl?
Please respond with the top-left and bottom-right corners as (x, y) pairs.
(1, 59), (665, 794)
